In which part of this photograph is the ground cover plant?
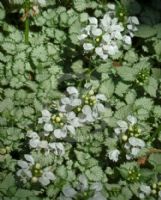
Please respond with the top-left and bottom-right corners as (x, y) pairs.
(0, 0), (161, 199)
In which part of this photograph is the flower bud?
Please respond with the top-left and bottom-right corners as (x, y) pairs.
(122, 135), (128, 141)
(32, 177), (38, 183)
(55, 117), (61, 123)
(35, 163), (41, 169)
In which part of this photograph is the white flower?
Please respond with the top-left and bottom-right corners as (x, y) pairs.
(128, 16), (139, 25)
(107, 3), (115, 10)
(139, 184), (151, 199)
(39, 140), (48, 149)
(117, 120), (128, 132)
(95, 47), (108, 60)
(108, 149), (120, 162)
(123, 35), (132, 45)
(66, 87), (79, 96)
(49, 142), (65, 155)
(127, 115), (137, 125)
(83, 43), (94, 51)
(96, 94), (107, 101)
(63, 186), (77, 197)
(54, 129), (67, 138)
(129, 137), (145, 147)
(39, 168), (55, 186)
(89, 17), (98, 26)
(44, 123), (53, 132)
(131, 147), (140, 156)
(79, 105), (95, 123)
(38, 109), (51, 124)
(91, 28), (102, 37)
(78, 33), (87, 41)
(140, 185), (151, 195)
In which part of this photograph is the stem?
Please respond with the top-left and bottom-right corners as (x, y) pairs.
(24, 0), (30, 44)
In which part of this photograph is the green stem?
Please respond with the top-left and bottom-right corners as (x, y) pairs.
(24, 0), (30, 44)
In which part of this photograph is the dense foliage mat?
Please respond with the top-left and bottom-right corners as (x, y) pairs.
(0, 0), (161, 199)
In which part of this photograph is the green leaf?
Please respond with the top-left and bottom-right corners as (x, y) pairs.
(85, 166), (103, 181)
(99, 79), (115, 98)
(56, 165), (68, 179)
(152, 68), (161, 80)
(125, 90), (137, 104)
(135, 25), (157, 38)
(0, 7), (5, 20)
(117, 66), (136, 81)
(71, 60), (84, 74)
(115, 82), (130, 97)
(15, 189), (36, 198)
(31, 45), (47, 65)
(134, 97), (153, 111)
(144, 77), (158, 97)
(73, 0), (87, 12)
(0, 173), (15, 194)
(153, 40), (161, 61)
(124, 49), (138, 64)
(148, 153), (161, 172)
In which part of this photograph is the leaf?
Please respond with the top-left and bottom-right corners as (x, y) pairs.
(153, 40), (161, 61)
(124, 49), (138, 64)
(144, 77), (158, 97)
(114, 105), (132, 120)
(85, 166), (103, 181)
(56, 165), (68, 179)
(135, 25), (157, 38)
(148, 153), (161, 172)
(15, 189), (36, 198)
(0, 173), (15, 194)
(71, 60), (84, 74)
(134, 97), (153, 111)
(121, 186), (133, 200)
(31, 45), (47, 65)
(99, 79), (115, 98)
(125, 90), (137, 104)
(73, 0), (87, 12)
(152, 68), (161, 80)
(115, 82), (130, 97)
(117, 66), (136, 81)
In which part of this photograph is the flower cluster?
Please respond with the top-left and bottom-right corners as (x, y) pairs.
(26, 85), (106, 155)
(135, 68), (150, 86)
(108, 115), (146, 162)
(58, 174), (106, 200)
(17, 154), (55, 186)
(78, 3), (139, 60)
(139, 182), (161, 199)
(17, 85), (106, 186)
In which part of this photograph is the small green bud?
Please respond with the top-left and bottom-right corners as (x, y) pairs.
(60, 122), (64, 126)
(89, 90), (94, 96)
(32, 177), (38, 183)
(59, 113), (63, 118)
(77, 107), (81, 112)
(122, 135), (128, 141)
(35, 163), (41, 169)
(152, 189), (156, 194)
(55, 116), (61, 123)
(96, 38), (100, 43)
(0, 148), (6, 155)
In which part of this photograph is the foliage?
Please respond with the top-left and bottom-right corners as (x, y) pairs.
(0, 0), (161, 199)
